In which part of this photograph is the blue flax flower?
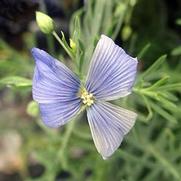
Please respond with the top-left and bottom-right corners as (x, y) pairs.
(31, 35), (138, 159)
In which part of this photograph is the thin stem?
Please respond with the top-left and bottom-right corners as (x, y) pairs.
(52, 31), (74, 60)
(57, 120), (76, 169)
(61, 121), (75, 151)
(56, 107), (86, 168)
(111, 1), (129, 40)
(111, 17), (124, 40)
(47, 34), (55, 55)
(52, 31), (80, 74)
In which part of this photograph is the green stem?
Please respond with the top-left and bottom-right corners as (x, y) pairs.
(52, 31), (80, 74)
(112, 16), (124, 41)
(52, 31), (74, 60)
(62, 121), (75, 150)
(56, 107), (86, 168)
(57, 120), (76, 168)
(111, 1), (129, 40)
(47, 34), (54, 55)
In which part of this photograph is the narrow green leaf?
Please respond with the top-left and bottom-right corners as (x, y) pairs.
(137, 43), (151, 59)
(157, 83), (181, 91)
(91, 0), (106, 36)
(0, 76), (32, 87)
(150, 101), (177, 124)
(171, 46), (181, 56)
(70, 9), (83, 38)
(161, 92), (178, 102)
(141, 55), (167, 79)
(146, 76), (170, 90)
(159, 96), (177, 110)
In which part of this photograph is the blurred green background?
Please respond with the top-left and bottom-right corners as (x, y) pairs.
(0, 0), (181, 180)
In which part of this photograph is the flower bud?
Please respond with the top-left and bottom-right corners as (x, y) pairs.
(36, 11), (54, 34)
(69, 39), (76, 52)
(70, 38), (76, 53)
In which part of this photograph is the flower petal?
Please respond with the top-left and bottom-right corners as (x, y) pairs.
(32, 48), (80, 103)
(39, 99), (81, 128)
(86, 101), (137, 159)
(86, 35), (138, 101)
(31, 48), (81, 127)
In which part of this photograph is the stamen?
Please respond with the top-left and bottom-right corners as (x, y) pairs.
(80, 88), (94, 106)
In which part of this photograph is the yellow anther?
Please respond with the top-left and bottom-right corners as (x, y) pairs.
(80, 88), (94, 106)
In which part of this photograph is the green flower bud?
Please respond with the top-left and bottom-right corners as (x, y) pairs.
(36, 11), (54, 34)
(69, 39), (76, 52)
(122, 25), (132, 41)
(26, 101), (39, 117)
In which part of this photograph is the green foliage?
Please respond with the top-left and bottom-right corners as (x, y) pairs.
(134, 55), (181, 124)
(0, 76), (32, 87)
(69, 0), (136, 76)
(171, 46), (181, 56)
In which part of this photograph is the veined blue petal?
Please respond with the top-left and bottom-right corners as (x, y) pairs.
(39, 99), (81, 128)
(86, 101), (137, 159)
(32, 48), (80, 103)
(31, 48), (81, 127)
(86, 35), (138, 101)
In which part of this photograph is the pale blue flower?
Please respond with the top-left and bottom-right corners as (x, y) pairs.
(31, 35), (138, 159)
